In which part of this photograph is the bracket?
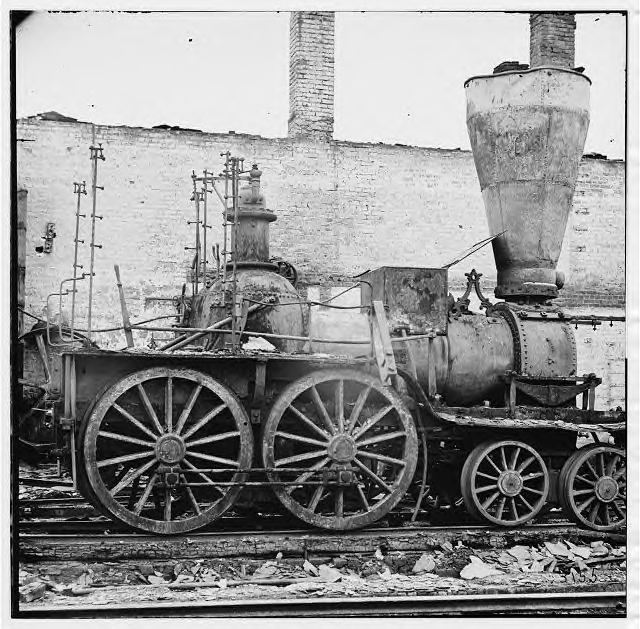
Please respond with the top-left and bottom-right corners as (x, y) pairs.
(452, 269), (493, 314)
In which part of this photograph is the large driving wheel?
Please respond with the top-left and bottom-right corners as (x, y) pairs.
(461, 440), (549, 526)
(263, 369), (419, 530)
(82, 367), (253, 534)
(559, 445), (626, 531)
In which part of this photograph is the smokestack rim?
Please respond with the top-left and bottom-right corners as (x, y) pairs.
(463, 65), (590, 88)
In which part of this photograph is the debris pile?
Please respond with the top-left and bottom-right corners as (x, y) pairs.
(18, 537), (626, 606)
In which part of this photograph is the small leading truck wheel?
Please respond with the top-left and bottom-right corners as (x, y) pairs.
(461, 440), (549, 526)
(559, 445), (626, 531)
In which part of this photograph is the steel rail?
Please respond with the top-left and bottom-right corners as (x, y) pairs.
(18, 589), (625, 618)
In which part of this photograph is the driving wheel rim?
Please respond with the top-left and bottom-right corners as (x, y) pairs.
(461, 440), (549, 527)
(83, 367), (253, 534)
(263, 369), (419, 530)
(561, 445), (626, 531)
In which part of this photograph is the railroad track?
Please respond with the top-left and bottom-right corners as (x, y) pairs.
(17, 587), (626, 617)
(18, 521), (625, 563)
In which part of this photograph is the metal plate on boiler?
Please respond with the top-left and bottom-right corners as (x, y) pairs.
(360, 267), (448, 335)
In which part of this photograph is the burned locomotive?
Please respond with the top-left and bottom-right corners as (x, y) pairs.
(19, 65), (626, 535)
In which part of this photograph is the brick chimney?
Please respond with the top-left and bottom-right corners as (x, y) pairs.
(529, 12), (576, 68)
(288, 11), (335, 141)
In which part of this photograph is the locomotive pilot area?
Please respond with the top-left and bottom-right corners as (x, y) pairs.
(11, 10), (629, 620)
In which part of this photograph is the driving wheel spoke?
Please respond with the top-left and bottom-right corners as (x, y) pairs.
(335, 380), (344, 433)
(187, 451), (240, 468)
(134, 474), (158, 515)
(182, 459), (225, 496)
(345, 386), (371, 435)
(137, 383), (164, 435)
(509, 446), (521, 471)
(353, 458), (392, 494)
(164, 487), (172, 521)
(275, 449), (328, 468)
(288, 404), (332, 440)
(357, 449), (406, 468)
(308, 486), (324, 513)
(335, 487), (344, 518)
(356, 430), (406, 448)
(112, 403), (159, 440)
(98, 430), (156, 449)
(165, 377), (173, 432)
(285, 457), (332, 494)
(180, 475), (202, 516)
(352, 404), (395, 440)
(186, 431), (240, 448)
(175, 384), (203, 435)
(98, 450), (154, 469)
(110, 457), (158, 497)
(182, 404), (227, 440)
(310, 386), (336, 435)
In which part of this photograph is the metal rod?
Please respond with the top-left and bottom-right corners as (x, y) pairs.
(230, 158), (240, 352)
(190, 172), (201, 295)
(87, 144), (105, 341)
(134, 324), (372, 346)
(156, 303), (264, 352)
(114, 265), (134, 348)
(70, 181), (86, 341)
(221, 152), (230, 298)
(202, 170), (208, 285)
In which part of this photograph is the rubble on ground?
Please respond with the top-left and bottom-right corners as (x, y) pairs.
(17, 535), (626, 608)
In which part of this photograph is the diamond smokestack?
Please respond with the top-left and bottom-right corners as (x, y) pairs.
(464, 15), (590, 301)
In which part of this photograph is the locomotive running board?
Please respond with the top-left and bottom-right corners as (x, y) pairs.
(436, 410), (625, 434)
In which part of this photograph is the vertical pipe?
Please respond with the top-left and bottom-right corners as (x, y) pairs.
(70, 182), (85, 341)
(191, 173), (201, 295)
(202, 170), (208, 286)
(87, 149), (99, 341)
(230, 158), (242, 352)
(221, 152), (230, 297)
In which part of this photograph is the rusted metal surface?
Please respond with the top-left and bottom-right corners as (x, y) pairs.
(465, 68), (590, 300)
(502, 374), (600, 410)
(263, 369), (418, 530)
(80, 367), (253, 534)
(361, 267), (448, 335)
(397, 314), (514, 406)
(228, 164), (277, 267)
(494, 302), (577, 378)
(559, 445), (626, 531)
(460, 440), (549, 527)
(190, 270), (305, 353)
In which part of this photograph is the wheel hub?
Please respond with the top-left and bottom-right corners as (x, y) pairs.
(156, 434), (186, 465)
(327, 434), (357, 463)
(497, 471), (523, 497)
(594, 476), (618, 502)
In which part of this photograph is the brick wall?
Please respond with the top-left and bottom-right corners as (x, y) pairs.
(288, 11), (335, 140)
(529, 13), (576, 68)
(16, 118), (625, 408)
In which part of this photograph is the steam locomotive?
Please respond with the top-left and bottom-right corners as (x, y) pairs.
(19, 65), (626, 535)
